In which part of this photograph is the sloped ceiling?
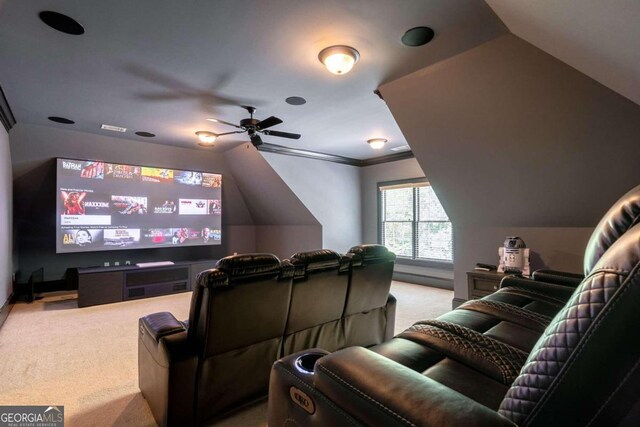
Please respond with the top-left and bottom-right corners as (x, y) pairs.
(223, 143), (319, 226)
(485, 0), (640, 106)
(380, 34), (640, 228)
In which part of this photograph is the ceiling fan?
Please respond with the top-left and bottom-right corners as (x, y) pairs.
(204, 106), (301, 147)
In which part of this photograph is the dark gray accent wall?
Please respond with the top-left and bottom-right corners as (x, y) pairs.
(0, 125), (12, 304)
(380, 34), (640, 300)
(261, 152), (361, 253)
(10, 124), (256, 282)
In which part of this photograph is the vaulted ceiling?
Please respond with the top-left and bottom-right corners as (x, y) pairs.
(0, 1), (637, 161)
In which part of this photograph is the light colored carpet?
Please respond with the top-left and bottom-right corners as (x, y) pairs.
(0, 281), (452, 426)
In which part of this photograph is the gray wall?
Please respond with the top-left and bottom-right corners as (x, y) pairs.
(261, 152), (361, 253)
(0, 125), (12, 305)
(455, 226), (592, 300)
(255, 225), (323, 260)
(223, 145), (322, 259)
(380, 34), (640, 301)
(10, 123), (256, 282)
(361, 157), (453, 287)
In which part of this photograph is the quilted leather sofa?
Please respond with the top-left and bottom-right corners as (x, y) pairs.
(139, 245), (396, 426)
(268, 207), (640, 426)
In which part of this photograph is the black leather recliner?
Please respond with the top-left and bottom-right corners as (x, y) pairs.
(283, 246), (397, 354)
(139, 253), (294, 426)
(342, 244), (397, 346)
(268, 226), (640, 426)
(283, 249), (351, 355)
(139, 246), (399, 426)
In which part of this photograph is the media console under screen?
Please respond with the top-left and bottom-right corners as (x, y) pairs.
(56, 158), (222, 253)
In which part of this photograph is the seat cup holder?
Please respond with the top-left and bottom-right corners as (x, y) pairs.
(294, 352), (324, 374)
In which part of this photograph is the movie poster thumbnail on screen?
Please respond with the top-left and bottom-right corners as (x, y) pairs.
(56, 158), (222, 253)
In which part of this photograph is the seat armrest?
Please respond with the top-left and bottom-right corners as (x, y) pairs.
(139, 314), (197, 426)
(384, 293), (397, 341)
(140, 312), (186, 343)
(500, 276), (575, 301)
(532, 269), (584, 288)
(314, 347), (516, 427)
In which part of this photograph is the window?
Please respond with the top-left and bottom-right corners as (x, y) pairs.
(379, 179), (452, 262)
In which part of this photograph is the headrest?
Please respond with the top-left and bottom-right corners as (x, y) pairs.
(590, 223), (640, 279)
(279, 259), (295, 279)
(584, 184), (640, 275)
(348, 244), (396, 264)
(215, 253), (282, 278)
(289, 249), (343, 272)
(196, 269), (228, 289)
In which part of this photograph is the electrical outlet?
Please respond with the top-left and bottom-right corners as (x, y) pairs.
(104, 262), (110, 267)
(114, 261), (120, 266)
(125, 260), (131, 265)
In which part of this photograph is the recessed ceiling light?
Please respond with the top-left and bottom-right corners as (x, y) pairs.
(401, 26), (435, 47)
(39, 11), (85, 35)
(318, 45), (360, 75)
(367, 138), (387, 150)
(101, 124), (127, 132)
(286, 96), (306, 106)
(135, 131), (155, 138)
(48, 116), (75, 124)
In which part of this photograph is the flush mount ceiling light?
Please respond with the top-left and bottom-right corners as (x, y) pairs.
(318, 45), (360, 75)
(196, 131), (217, 145)
(367, 138), (387, 149)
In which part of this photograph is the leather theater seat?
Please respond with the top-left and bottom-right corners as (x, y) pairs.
(268, 229), (640, 426)
(283, 249), (351, 355)
(342, 244), (397, 347)
(283, 246), (397, 354)
(139, 253), (294, 426)
(139, 246), (398, 426)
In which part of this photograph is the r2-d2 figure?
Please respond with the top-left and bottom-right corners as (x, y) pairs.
(498, 236), (530, 276)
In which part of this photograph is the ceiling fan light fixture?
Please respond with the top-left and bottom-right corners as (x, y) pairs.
(196, 131), (217, 144)
(318, 45), (360, 75)
(367, 138), (387, 149)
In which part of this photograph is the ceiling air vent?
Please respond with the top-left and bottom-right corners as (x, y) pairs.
(101, 124), (127, 132)
(390, 145), (411, 152)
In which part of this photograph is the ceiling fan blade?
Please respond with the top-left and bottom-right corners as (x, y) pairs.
(256, 116), (283, 130)
(206, 117), (242, 129)
(263, 130), (301, 140)
(217, 130), (246, 137)
(250, 133), (263, 146)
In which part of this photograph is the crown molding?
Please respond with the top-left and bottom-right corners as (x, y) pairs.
(360, 151), (414, 166)
(257, 143), (414, 167)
